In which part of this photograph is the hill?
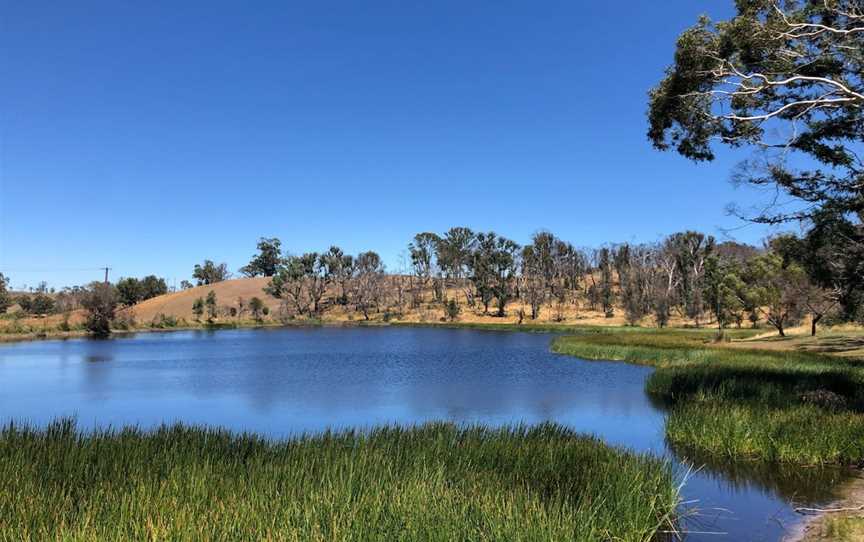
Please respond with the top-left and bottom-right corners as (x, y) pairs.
(128, 278), (276, 323)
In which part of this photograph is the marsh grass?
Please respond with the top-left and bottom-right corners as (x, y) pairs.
(552, 331), (864, 466)
(0, 419), (678, 542)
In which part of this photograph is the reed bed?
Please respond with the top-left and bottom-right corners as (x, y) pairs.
(552, 331), (864, 466)
(0, 419), (678, 542)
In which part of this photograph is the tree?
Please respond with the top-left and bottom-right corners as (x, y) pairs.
(435, 227), (476, 305)
(239, 238), (283, 277)
(702, 255), (745, 335)
(321, 246), (354, 305)
(409, 232), (442, 303)
(520, 244), (546, 320)
(617, 244), (656, 326)
(205, 291), (218, 322)
(264, 253), (330, 316)
(249, 297), (265, 323)
(649, 2), (864, 324)
(81, 283), (117, 337)
(649, 1), (864, 225)
(769, 232), (842, 335)
(0, 273), (11, 313)
(192, 260), (230, 286)
(30, 293), (56, 315)
(445, 298), (461, 321)
(352, 251), (385, 320)
(469, 233), (519, 317)
(116, 276), (168, 306)
(668, 232), (714, 326)
(743, 253), (807, 337)
(192, 297), (205, 321)
(651, 240), (681, 328)
(180, 280), (194, 290)
(139, 275), (168, 300)
(116, 277), (143, 306)
(598, 248), (615, 317)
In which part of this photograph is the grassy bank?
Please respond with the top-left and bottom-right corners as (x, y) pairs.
(0, 419), (678, 541)
(552, 331), (864, 466)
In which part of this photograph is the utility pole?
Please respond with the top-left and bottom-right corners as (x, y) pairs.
(101, 267), (112, 284)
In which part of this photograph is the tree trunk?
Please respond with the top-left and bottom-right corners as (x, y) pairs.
(811, 314), (822, 336)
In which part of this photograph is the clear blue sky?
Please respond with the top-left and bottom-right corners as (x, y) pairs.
(2, 1), (783, 289)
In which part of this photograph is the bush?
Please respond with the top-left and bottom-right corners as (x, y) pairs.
(81, 283), (118, 337)
(150, 313), (179, 329)
(445, 299), (461, 321)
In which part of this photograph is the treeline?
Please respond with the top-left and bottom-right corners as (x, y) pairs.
(199, 226), (857, 335)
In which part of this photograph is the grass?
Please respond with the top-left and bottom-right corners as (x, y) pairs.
(806, 516), (864, 541)
(0, 419), (679, 542)
(552, 330), (864, 466)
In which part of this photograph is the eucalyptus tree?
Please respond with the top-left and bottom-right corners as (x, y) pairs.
(520, 244), (546, 319)
(321, 246), (355, 305)
(0, 273), (11, 313)
(702, 255), (745, 334)
(598, 248), (615, 317)
(249, 297), (265, 323)
(240, 238), (283, 277)
(556, 242), (588, 306)
(265, 256), (310, 315)
(649, 1), (864, 320)
(435, 227), (476, 305)
(768, 232), (842, 334)
(469, 232), (519, 315)
(205, 291), (218, 322)
(743, 252), (808, 337)
(667, 232), (715, 326)
(352, 251), (385, 320)
(649, 0), (864, 224)
(651, 239), (681, 327)
(192, 297), (205, 321)
(193, 260), (230, 286)
(81, 282), (117, 337)
(409, 232), (442, 304)
(618, 244), (657, 326)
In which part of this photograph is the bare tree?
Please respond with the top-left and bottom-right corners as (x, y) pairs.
(352, 251), (385, 320)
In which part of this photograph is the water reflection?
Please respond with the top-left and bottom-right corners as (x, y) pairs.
(671, 442), (849, 504)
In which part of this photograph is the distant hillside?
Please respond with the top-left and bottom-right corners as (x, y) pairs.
(128, 278), (277, 323)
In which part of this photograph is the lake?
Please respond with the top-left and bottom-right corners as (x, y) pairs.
(0, 327), (847, 541)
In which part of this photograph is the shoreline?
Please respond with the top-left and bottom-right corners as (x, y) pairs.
(789, 473), (864, 541)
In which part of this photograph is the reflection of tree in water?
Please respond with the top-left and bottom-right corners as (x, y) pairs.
(668, 441), (851, 505)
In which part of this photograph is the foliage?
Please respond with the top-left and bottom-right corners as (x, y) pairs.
(239, 238), (283, 277)
(192, 260), (230, 286)
(648, 1), (864, 225)
(80, 283), (117, 337)
(249, 297), (265, 322)
(444, 298), (460, 321)
(352, 251), (384, 320)
(116, 275), (168, 306)
(28, 293), (56, 315)
(205, 291), (218, 322)
(553, 329), (864, 466)
(0, 273), (10, 314)
(192, 297), (205, 321)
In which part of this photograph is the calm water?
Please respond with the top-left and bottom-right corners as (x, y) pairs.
(0, 327), (846, 541)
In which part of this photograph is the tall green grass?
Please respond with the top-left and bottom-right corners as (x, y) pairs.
(552, 331), (864, 466)
(0, 419), (678, 541)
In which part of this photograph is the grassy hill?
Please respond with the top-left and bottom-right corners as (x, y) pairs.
(128, 277), (276, 323)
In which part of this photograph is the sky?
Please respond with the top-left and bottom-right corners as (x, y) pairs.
(1, 1), (790, 290)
